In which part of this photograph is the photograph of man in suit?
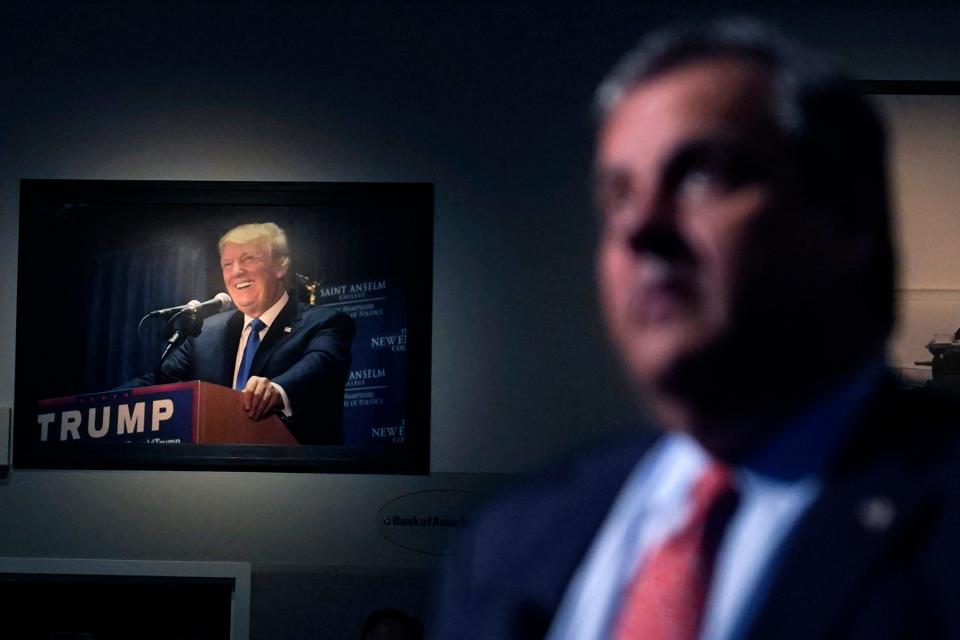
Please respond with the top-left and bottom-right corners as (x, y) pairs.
(125, 222), (355, 445)
(432, 18), (960, 640)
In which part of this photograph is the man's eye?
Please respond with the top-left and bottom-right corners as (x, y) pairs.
(677, 167), (725, 199)
(673, 153), (757, 205)
(221, 262), (232, 270)
(597, 174), (634, 219)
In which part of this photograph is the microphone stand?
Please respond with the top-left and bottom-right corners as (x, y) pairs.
(154, 308), (204, 381)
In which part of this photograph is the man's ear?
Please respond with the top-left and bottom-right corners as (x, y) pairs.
(275, 258), (289, 280)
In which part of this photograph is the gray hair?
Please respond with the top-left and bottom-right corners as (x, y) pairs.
(595, 18), (816, 130)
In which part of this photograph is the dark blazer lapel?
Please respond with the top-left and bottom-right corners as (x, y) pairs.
(746, 456), (933, 639)
(251, 297), (302, 375)
(746, 384), (951, 639)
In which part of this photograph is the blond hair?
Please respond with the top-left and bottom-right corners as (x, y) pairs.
(218, 222), (291, 270)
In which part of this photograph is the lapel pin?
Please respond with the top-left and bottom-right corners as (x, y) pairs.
(283, 326), (292, 333)
(857, 496), (896, 532)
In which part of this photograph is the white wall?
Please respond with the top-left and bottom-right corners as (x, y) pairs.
(884, 95), (960, 380)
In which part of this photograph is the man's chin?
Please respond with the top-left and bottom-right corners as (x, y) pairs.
(232, 300), (257, 316)
(231, 292), (258, 311)
(625, 330), (715, 391)
(629, 331), (795, 437)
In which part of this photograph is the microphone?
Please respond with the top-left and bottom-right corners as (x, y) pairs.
(150, 293), (232, 318)
(181, 292), (233, 320)
(148, 299), (202, 317)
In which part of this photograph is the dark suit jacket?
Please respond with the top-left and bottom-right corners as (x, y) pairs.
(431, 380), (960, 639)
(125, 298), (355, 444)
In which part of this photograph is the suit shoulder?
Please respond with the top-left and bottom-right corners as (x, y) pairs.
(206, 308), (238, 326)
(300, 303), (357, 340)
(465, 434), (655, 570)
(865, 383), (960, 474)
(482, 433), (653, 517)
(434, 433), (655, 636)
(300, 302), (353, 322)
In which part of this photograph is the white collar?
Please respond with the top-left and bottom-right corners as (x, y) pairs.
(243, 290), (289, 330)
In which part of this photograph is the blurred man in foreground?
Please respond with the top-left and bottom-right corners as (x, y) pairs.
(432, 19), (960, 639)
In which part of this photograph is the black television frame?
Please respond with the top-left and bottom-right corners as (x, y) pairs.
(14, 179), (432, 473)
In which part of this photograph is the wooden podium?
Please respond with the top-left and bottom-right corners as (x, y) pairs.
(34, 381), (299, 446)
(188, 381), (298, 445)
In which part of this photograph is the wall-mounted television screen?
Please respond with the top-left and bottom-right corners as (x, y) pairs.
(15, 179), (432, 473)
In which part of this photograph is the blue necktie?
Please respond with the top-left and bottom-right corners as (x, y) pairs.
(235, 318), (266, 390)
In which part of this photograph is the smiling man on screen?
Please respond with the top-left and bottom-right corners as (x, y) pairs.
(127, 222), (355, 444)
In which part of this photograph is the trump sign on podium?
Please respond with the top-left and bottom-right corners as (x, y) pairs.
(32, 382), (297, 447)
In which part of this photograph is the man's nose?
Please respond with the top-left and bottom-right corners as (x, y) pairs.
(622, 194), (691, 262)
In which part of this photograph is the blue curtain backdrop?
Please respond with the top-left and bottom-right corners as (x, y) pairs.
(82, 237), (209, 393)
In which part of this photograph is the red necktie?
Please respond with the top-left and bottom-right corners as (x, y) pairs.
(612, 462), (738, 640)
